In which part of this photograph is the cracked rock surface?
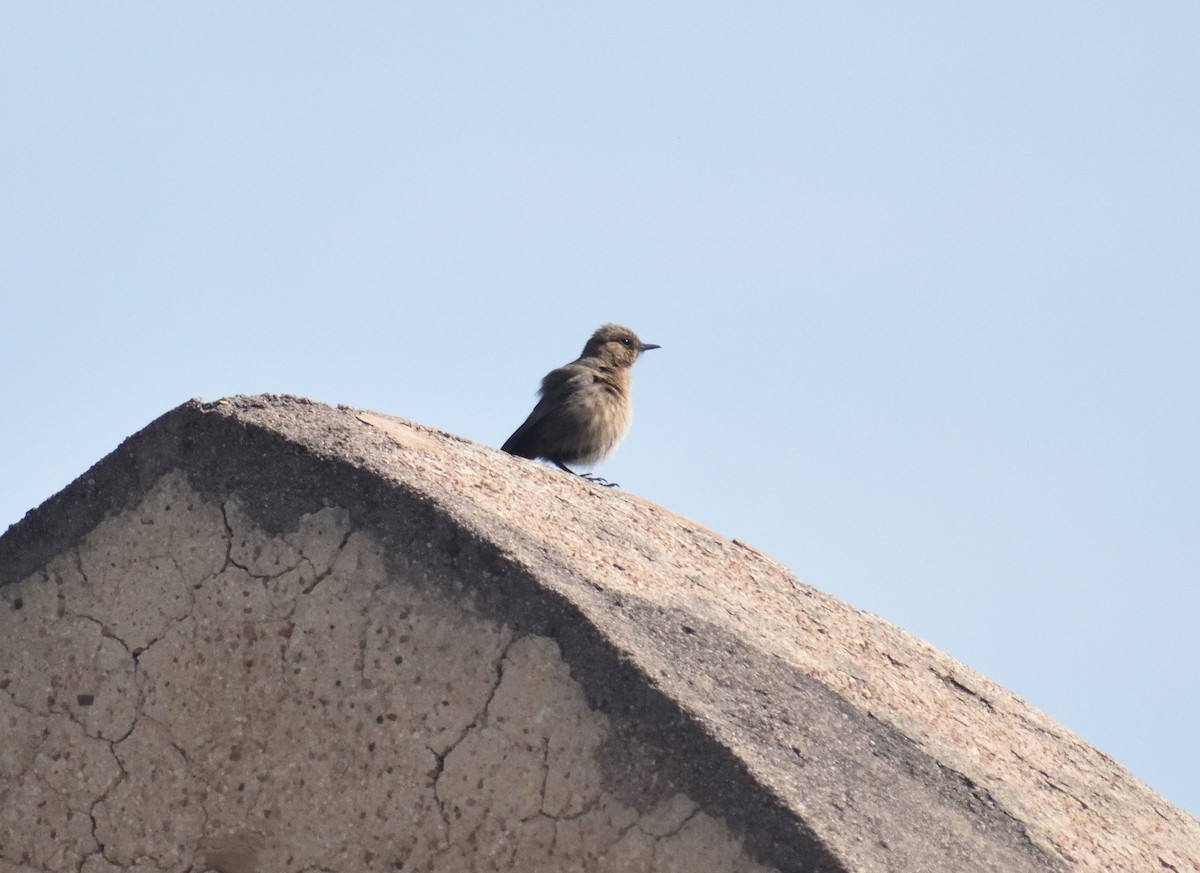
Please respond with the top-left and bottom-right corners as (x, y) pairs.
(1, 474), (774, 873)
(1, 395), (1198, 873)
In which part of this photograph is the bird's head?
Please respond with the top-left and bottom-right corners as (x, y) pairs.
(583, 324), (661, 368)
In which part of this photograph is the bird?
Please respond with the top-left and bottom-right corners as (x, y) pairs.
(502, 324), (660, 486)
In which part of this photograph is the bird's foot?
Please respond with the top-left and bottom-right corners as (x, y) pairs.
(552, 462), (620, 488)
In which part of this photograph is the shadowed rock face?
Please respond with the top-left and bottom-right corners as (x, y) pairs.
(1, 395), (1197, 873)
(2, 472), (770, 871)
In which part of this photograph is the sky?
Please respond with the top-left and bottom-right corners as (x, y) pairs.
(2, 4), (1197, 819)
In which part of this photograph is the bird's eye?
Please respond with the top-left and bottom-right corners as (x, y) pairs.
(620, 337), (631, 346)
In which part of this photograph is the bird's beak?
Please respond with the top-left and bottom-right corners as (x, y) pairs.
(639, 343), (661, 352)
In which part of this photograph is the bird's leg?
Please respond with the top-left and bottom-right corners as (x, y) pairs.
(552, 461), (619, 488)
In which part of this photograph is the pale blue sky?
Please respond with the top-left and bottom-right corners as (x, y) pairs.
(3, 5), (1197, 818)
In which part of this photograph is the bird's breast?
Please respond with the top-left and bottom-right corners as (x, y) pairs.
(565, 378), (632, 465)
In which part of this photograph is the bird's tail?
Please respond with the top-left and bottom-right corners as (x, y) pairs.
(501, 425), (538, 459)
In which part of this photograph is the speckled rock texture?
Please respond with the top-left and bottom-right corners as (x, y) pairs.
(0, 395), (1196, 873)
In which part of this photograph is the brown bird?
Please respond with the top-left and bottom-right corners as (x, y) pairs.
(502, 323), (660, 486)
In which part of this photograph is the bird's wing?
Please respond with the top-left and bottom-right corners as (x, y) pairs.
(539, 364), (595, 398)
(501, 365), (594, 459)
